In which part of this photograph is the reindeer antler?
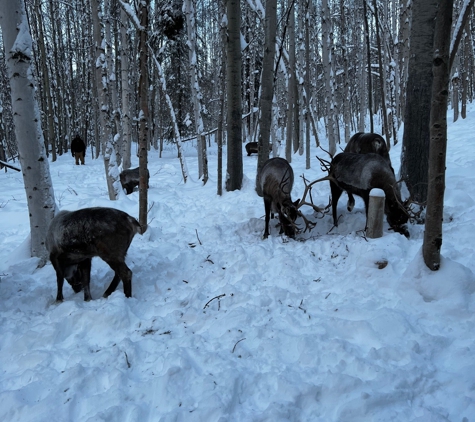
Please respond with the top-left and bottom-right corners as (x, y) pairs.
(391, 184), (426, 221)
(297, 175), (331, 215)
(292, 175), (333, 234)
(279, 167), (292, 195)
(315, 155), (332, 174)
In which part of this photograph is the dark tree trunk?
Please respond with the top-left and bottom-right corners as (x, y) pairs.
(138, 0), (149, 232)
(423, 0), (453, 270)
(256, 0), (277, 195)
(400, 0), (438, 204)
(225, 0), (243, 191)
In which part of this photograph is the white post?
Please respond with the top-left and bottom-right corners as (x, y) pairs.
(367, 188), (385, 238)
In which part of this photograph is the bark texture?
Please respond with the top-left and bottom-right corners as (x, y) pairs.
(0, 0), (56, 260)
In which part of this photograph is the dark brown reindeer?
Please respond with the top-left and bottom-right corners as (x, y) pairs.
(256, 157), (300, 239)
(46, 207), (143, 301)
(120, 167), (150, 195)
(344, 132), (391, 165)
(245, 142), (259, 156)
(344, 132), (395, 212)
(314, 152), (410, 237)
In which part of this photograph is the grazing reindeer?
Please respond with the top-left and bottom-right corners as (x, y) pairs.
(256, 157), (299, 239)
(120, 167), (150, 195)
(316, 153), (409, 236)
(344, 132), (395, 212)
(46, 207), (143, 301)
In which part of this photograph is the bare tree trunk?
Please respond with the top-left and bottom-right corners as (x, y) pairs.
(217, 0), (227, 196)
(423, 0), (453, 270)
(0, 0), (56, 260)
(184, 0), (208, 184)
(363, 0), (373, 132)
(104, 0), (122, 167)
(256, 0), (277, 194)
(305, 0), (312, 169)
(340, 0), (350, 144)
(34, 0), (56, 161)
(286, 1), (297, 159)
(397, 0), (411, 121)
(120, 1), (132, 169)
(225, 0), (243, 191)
(321, 0), (337, 155)
(373, 0), (390, 149)
(91, 0), (118, 200)
(138, 0), (149, 232)
(461, 22), (470, 119)
(400, 0), (438, 204)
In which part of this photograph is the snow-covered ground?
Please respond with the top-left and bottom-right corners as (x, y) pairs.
(1, 108), (474, 421)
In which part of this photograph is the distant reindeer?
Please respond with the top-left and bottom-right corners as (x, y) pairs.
(256, 157), (299, 239)
(120, 167), (150, 195)
(316, 153), (410, 236)
(46, 207), (143, 301)
(245, 142), (258, 156)
(344, 132), (395, 212)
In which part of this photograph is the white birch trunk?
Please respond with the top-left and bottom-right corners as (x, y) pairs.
(0, 0), (56, 260)
(91, 0), (118, 200)
(321, 0), (337, 155)
(184, 0), (208, 184)
(120, 2), (132, 169)
(286, 2), (297, 159)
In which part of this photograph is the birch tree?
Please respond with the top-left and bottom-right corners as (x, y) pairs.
(0, 0), (56, 260)
(184, 0), (208, 184)
(321, 0), (337, 155)
(120, 1), (132, 169)
(91, 0), (119, 200)
(285, 1), (298, 160)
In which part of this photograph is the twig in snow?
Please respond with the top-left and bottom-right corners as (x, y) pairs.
(195, 229), (202, 245)
(203, 293), (226, 310)
(124, 351), (131, 368)
(232, 338), (246, 353)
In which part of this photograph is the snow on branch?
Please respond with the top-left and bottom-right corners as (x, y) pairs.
(118, 0), (144, 31)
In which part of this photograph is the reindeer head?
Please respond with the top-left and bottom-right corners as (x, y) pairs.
(385, 203), (410, 237)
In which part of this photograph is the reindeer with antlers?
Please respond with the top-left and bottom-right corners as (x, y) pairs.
(256, 157), (328, 239)
(314, 152), (412, 237)
(256, 157), (300, 239)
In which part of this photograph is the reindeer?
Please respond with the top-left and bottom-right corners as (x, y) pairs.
(344, 132), (395, 212)
(315, 152), (410, 236)
(120, 167), (150, 195)
(256, 157), (300, 239)
(245, 142), (259, 156)
(46, 207), (143, 301)
(345, 132), (391, 164)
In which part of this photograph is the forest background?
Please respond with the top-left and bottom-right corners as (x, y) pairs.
(0, 0), (474, 266)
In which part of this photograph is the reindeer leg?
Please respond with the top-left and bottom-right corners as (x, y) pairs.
(104, 261), (133, 298)
(347, 193), (355, 212)
(263, 196), (272, 239)
(79, 258), (93, 302)
(50, 255), (65, 302)
(330, 181), (343, 227)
